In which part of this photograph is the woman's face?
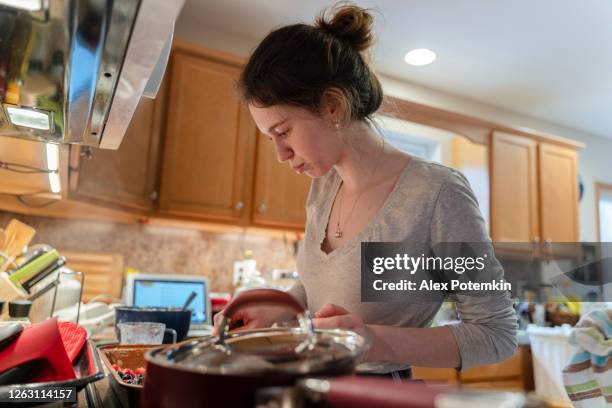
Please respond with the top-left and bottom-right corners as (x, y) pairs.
(248, 104), (343, 178)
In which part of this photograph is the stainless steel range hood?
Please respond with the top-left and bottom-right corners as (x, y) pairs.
(0, 0), (184, 149)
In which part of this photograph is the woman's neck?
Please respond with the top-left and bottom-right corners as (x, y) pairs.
(333, 122), (390, 193)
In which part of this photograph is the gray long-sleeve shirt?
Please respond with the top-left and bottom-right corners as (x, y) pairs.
(290, 156), (518, 371)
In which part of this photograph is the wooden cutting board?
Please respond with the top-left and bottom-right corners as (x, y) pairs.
(60, 251), (125, 302)
(4, 219), (36, 258)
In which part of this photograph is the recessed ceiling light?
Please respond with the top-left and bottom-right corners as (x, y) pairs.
(404, 48), (437, 66)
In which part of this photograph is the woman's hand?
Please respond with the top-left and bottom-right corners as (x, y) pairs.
(313, 303), (385, 362)
(312, 303), (368, 333)
(213, 304), (296, 335)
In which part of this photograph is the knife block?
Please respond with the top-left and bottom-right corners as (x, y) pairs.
(0, 272), (27, 320)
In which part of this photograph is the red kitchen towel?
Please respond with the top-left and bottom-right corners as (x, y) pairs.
(58, 321), (88, 362)
(0, 318), (75, 383)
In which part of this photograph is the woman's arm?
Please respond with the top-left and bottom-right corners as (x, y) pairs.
(369, 292), (518, 369)
(428, 170), (518, 369)
(312, 303), (459, 367)
(313, 293), (517, 369)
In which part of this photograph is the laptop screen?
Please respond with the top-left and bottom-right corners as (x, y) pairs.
(132, 279), (208, 325)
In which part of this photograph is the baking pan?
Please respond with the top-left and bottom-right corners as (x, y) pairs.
(98, 344), (159, 408)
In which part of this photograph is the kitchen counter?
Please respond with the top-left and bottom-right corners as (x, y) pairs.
(82, 375), (124, 408)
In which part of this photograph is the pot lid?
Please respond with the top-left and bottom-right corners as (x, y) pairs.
(145, 289), (370, 376)
(147, 327), (368, 376)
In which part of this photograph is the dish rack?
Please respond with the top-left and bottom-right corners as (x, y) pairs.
(0, 245), (85, 324)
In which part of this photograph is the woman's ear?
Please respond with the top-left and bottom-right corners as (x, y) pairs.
(320, 88), (349, 127)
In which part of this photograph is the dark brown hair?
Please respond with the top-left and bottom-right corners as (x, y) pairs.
(238, 3), (383, 123)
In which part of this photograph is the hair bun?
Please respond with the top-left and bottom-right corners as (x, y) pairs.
(315, 4), (374, 52)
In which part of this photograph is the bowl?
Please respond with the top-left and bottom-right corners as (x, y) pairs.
(114, 307), (191, 343)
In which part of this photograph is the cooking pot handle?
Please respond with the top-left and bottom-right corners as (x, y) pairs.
(298, 376), (448, 408)
(217, 289), (315, 352)
(223, 288), (305, 317)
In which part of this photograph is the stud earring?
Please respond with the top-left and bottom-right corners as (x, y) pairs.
(334, 121), (341, 129)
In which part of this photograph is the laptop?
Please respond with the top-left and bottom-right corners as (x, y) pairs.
(124, 273), (213, 336)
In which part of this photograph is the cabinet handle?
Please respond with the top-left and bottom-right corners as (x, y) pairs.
(258, 203), (268, 214)
(533, 236), (540, 243)
(234, 201), (244, 210)
(149, 190), (158, 201)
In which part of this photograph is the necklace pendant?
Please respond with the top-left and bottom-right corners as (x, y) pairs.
(334, 229), (343, 238)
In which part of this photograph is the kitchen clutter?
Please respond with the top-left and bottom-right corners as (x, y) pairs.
(0, 219), (107, 397)
(0, 318), (103, 393)
(0, 219), (86, 330)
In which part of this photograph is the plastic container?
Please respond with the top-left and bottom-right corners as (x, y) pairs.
(526, 324), (577, 403)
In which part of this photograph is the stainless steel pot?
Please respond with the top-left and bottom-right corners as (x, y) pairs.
(142, 289), (369, 408)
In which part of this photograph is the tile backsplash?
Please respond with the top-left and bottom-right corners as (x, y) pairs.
(0, 212), (298, 292)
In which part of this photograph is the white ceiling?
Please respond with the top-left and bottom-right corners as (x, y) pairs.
(178, 0), (612, 140)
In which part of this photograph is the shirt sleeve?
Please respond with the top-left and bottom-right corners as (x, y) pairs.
(430, 170), (518, 370)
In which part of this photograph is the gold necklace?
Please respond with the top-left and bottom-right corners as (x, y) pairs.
(333, 140), (385, 239)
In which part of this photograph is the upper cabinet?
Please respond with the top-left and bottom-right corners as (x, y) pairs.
(490, 131), (579, 244)
(490, 132), (539, 243)
(69, 94), (165, 213)
(538, 143), (579, 242)
(157, 46), (309, 230)
(158, 51), (256, 224)
(251, 133), (311, 229)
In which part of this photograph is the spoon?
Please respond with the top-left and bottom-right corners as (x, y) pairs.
(181, 291), (197, 311)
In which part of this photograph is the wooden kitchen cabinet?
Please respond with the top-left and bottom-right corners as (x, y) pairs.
(413, 345), (534, 391)
(158, 51), (256, 224)
(461, 345), (534, 391)
(490, 131), (579, 248)
(251, 133), (311, 229)
(538, 143), (579, 242)
(157, 44), (309, 230)
(490, 131), (540, 243)
(68, 84), (167, 213)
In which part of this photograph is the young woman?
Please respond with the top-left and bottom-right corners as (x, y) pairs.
(215, 4), (517, 374)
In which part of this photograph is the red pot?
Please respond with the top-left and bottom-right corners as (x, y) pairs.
(142, 289), (369, 408)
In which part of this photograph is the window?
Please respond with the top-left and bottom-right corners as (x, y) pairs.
(379, 128), (441, 162)
(596, 182), (612, 242)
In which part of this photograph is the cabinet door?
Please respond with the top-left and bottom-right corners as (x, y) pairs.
(539, 143), (579, 242)
(251, 134), (311, 229)
(159, 52), (256, 223)
(69, 96), (163, 212)
(490, 132), (539, 243)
